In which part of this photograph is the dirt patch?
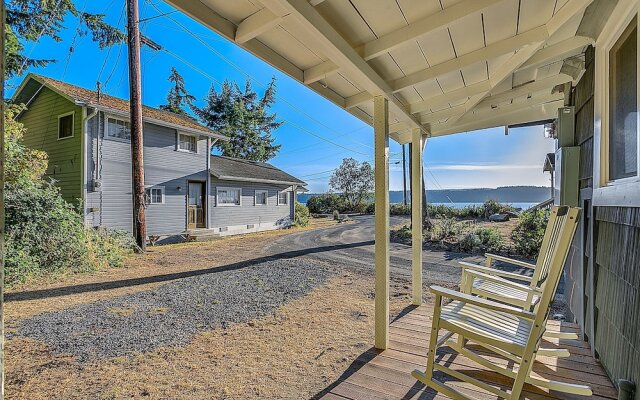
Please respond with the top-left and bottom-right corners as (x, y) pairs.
(6, 268), (433, 400)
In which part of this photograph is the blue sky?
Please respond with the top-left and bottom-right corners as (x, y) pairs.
(8, 0), (555, 193)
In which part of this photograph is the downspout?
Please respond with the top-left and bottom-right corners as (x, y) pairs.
(81, 106), (98, 226)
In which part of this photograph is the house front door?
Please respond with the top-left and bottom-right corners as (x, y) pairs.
(187, 181), (206, 230)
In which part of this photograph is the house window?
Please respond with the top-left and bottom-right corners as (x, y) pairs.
(278, 191), (289, 206)
(217, 187), (241, 206)
(144, 186), (165, 205)
(255, 190), (268, 206)
(58, 112), (74, 139)
(178, 133), (197, 153)
(608, 17), (638, 181)
(107, 117), (131, 141)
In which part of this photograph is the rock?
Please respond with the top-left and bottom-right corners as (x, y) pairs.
(489, 213), (510, 222)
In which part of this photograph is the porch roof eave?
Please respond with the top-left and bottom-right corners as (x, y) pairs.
(163, 0), (603, 144)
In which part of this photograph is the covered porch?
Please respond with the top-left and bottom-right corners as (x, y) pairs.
(317, 305), (616, 400)
(160, 0), (630, 398)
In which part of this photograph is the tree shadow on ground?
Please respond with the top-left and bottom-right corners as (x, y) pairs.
(6, 240), (374, 302)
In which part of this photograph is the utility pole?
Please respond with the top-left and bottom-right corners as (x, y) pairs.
(1, 2), (6, 396)
(402, 144), (407, 206)
(127, 0), (146, 251)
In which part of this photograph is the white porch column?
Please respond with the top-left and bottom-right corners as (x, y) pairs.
(374, 96), (390, 350)
(411, 129), (424, 305)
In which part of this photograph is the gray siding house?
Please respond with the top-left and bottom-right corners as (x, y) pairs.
(13, 74), (306, 240)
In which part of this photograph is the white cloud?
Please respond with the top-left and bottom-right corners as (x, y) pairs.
(428, 163), (542, 171)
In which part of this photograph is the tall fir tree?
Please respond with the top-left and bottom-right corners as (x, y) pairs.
(196, 78), (283, 162)
(6, 0), (125, 78)
(159, 67), (196, 117)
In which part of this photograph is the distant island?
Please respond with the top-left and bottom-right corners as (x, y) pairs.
(298, 186), (551, 205)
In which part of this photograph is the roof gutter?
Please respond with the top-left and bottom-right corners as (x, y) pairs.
(85, 104), (229, 141)
(210, 173), (306, 187)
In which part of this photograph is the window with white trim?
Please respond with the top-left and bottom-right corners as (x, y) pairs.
(217, 187), (241, 206)
(255, 190), (268, 206)
(144, 186), (165, 205)
(278, 191), (289, 206)
(58, 112), (74, 139)
(178, 133), (197, 153)
(608, 16), (638, 181)
(107, 117), (131, 141)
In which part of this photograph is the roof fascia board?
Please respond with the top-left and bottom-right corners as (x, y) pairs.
(431, 100), (563, 136)
(211, 172), (304, 186)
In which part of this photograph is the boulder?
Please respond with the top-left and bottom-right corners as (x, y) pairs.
(489, 213), (510, 222)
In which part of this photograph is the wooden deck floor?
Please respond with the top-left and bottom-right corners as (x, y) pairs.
(316, 305), (616, 400)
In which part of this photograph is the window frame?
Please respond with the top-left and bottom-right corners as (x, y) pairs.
(255, 189), (268, 206)
(104, 115), (132, 142)
(594, 0), (640, 206)
(144, 186), (165, 205)
(277, 190), (289, 206)
(57, 111), (75, 140)
(177, 132), (198, 153)
(216, 186), (242, 207)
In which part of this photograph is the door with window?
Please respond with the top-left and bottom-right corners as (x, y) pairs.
(187, 181), (206, 229)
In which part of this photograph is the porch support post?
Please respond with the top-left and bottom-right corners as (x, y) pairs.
(411, 129), (423, 305)
(374, 96), (390, 350)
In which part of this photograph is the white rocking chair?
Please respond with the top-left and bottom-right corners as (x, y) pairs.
(412, 206), (591, 399)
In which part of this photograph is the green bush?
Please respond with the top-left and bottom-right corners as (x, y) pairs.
(511, 209), (549, 258)
(482, 199), (516, 218)
(459, 233), (482, 252)
(294, 202), (310, 227)
(306, 194), (348, 214)
(3, 105), (135, 286)
(475, 227), (504, 252)
(390, 204), (411, 215)
(365, 202), (375, 214)
(5, 182), (135, 286)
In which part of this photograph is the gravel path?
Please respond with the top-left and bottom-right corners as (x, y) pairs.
(19, 259), (331, 362)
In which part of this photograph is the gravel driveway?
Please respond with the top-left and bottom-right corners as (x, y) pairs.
(19, 259), (331, 362)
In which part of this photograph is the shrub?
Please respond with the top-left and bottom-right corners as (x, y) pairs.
(483, 199), (516, 219)
(390, 204), (411, 215)
(511, 209), (549, 258)
(459, 233), (482, 252)
(475, 227), (504, 252)
(306, 193), (347, 214)
(365, 202), (375, 214)
(5, 182), (135, 286)
(294, 202), (310, 227)
(425, 218), (473, 242)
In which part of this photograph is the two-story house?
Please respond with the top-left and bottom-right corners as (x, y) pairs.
(12, 74), (306, 240)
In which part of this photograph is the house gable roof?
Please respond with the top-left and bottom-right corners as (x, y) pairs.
(210, 155), (306, 186)
(13, 73), (225, 139)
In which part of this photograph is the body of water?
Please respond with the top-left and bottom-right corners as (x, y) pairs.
(297, 199), (538, 210)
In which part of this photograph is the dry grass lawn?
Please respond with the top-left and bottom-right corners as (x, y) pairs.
(6, 216), (432, 400)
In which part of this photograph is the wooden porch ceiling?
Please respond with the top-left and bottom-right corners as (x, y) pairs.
(164, 0), (605, 143)
(316, 305), (616, 400)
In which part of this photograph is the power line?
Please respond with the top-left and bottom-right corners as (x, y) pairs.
(144, 0), (374, 151)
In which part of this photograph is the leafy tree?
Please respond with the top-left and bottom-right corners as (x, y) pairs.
(6, 0), (125, 78)
(329, 158), (374, 209)
(195, 78), (283, 161)
(159, 67), (196, 117)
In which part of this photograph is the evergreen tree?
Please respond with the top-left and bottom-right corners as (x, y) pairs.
(159, 67), (196, 117)
(196, 78), (283, 162)
(6, 0), (125, 78)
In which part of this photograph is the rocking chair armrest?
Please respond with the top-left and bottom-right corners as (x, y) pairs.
(458, 261), (533, 282)
(430, 285), (536, 320)
(485, 253), (536, 270)
(463, 270), (541, 294)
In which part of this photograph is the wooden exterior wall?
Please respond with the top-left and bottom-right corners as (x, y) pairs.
(567, 45), (640, 397)
(18, 87), (83, 204)
(593, 207), (640, 391)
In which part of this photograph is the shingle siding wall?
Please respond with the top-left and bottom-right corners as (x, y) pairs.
(19, 87), (83, 204)
(86, 112), (209, 235)
(208, 178), (293, 231)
